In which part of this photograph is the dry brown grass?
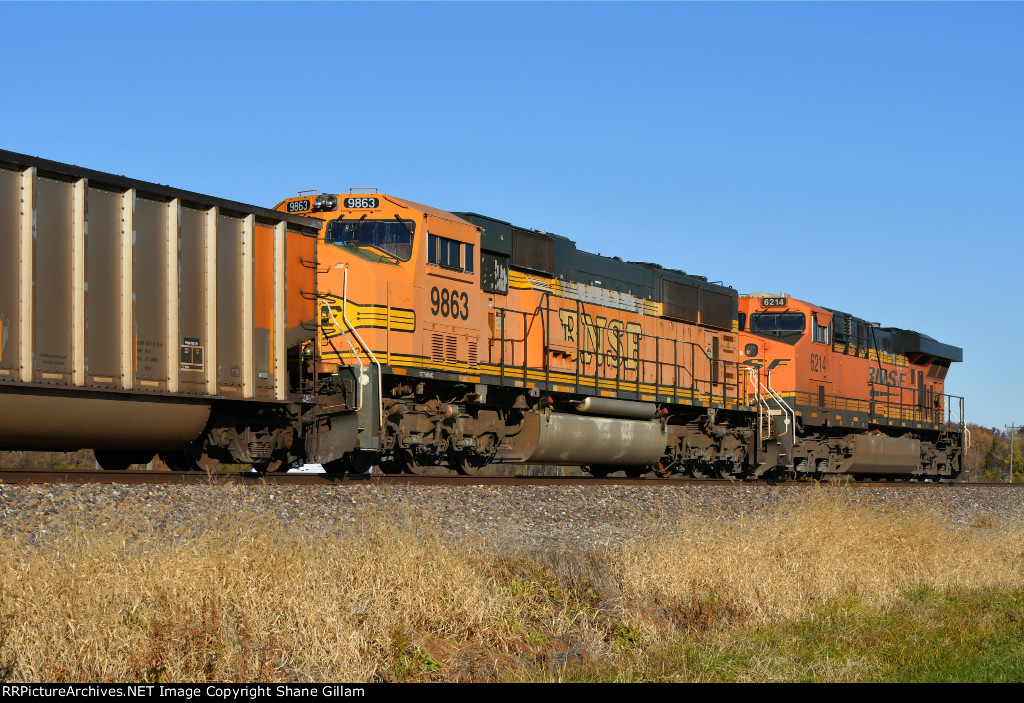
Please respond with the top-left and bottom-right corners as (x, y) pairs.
(1, 485), (1022, 682)
(613, 485), (1024, 623)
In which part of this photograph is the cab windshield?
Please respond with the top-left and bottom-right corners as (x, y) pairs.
(325, 219), (414, 261)
(749, 312), (806, 343)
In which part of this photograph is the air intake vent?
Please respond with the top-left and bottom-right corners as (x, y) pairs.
(662, 279), (699, 324)
(431, 334), (444, 362)
(511, 228), (554, 275)
(445, 335), (458, 363)
(467, 338), (478, 366)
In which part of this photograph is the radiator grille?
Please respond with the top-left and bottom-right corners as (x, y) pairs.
(700, 289), (734, 331)
(662, 280), (734, 331)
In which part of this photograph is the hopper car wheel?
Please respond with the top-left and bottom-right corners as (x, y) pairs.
(322, 459), (346, 476)
(159, 442), (221, 472)
(348, 451), (377, 475)
(250, 458), (289, 475)
(95, 449), (156, 471)
(399, 448), (427, 475)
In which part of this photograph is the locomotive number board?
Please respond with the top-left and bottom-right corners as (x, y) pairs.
(343, 197), (379, 209)
(761, 297), (787, 307)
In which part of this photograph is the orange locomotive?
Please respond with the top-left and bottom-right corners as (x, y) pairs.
(738, 295), (964, 479)
(275, 190), (763, 477)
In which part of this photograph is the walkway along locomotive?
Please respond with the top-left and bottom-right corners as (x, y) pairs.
(0, 150), (967, 479)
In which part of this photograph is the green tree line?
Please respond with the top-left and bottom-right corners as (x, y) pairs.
(962, 424), (1024, 482)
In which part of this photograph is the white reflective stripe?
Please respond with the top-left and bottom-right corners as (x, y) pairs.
(120, 189), (134, 390)
(204, 207), (218, 396)
(18, 167), (34, 383)
(166, 198), (180, 393)
(241, 214), (254, 397)
(71, 178), (86, 387)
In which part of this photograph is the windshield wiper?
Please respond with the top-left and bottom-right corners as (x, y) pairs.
(394, 214), (414, 235)
(370, 246), (403, 264)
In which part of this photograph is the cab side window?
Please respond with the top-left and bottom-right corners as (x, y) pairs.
(812, 314), (830, 344)
(428, 234), (474, 273)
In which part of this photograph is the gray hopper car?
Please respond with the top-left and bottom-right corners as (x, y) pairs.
(0, 150), (324, 471)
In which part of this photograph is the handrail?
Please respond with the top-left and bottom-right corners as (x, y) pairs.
(322, 299), (364, 413)
(764, 370), (795, 451)
(342, 266), (383, 429)
(743, 366), (767, 446)
(491, 303), (745, 406)
(743, 365), (794, 451)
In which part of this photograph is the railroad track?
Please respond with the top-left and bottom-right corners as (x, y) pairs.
(0, 468), (1015, 488)
(0, 468), (735, 486)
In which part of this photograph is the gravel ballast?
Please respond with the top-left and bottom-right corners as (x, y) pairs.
(1, 482), (1021, 550)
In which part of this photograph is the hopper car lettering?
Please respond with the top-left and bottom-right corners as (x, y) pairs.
(0, 150), (966, 480)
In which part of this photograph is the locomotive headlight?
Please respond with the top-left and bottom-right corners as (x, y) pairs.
(324, 194), (339, 211)
(313, 194), (327, 211)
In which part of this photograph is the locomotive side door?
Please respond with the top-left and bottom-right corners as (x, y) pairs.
(808, 312), (833, 411)
(417, 213), (483, 373)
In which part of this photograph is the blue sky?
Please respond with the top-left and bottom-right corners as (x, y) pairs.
(2, 2), (1021, 428)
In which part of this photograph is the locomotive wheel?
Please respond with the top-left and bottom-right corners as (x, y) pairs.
(95, 449), (156, 471)
(378, 457), (404, 474)
(398, 448), (427, 475)
(654, 458), (674, 478)
(323, 452), (376, 475)
(454, 452), (488, 476)
(687, 461), (720, 479)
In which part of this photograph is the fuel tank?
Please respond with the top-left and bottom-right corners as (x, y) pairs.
(495, 411), (667, 466)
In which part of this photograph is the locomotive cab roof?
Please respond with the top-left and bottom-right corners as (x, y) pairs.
(739, 294), (963, 364)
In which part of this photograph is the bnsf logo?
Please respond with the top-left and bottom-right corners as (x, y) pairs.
(869, 367), (906, 387)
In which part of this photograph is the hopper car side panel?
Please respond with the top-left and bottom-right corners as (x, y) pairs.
(0, 151), (319, 467)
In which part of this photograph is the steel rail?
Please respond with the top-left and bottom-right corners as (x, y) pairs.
(0, 469), (1016, 488)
